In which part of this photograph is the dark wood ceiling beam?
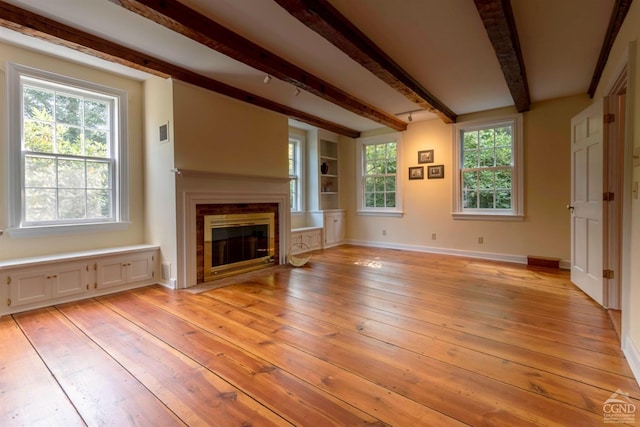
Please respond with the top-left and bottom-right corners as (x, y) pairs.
(0, 1), (360, 138)
(110, 0), (406, 132)
(273, 0), (457, 124)
(474, 0), (530, 112)
(588, 0), (633, 97)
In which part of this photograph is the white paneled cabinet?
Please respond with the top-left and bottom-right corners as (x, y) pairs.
(98, 252), (155, 290)
(1, 245), (158, 316)
(6, 262), (87, 309)
(323, 210), (345, 248)
(291, 227), (323, 252)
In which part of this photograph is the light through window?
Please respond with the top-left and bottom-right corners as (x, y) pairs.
(461, 125), (513, 210)
(364, 141), (397, 209)
(452, 115), (523, 219)
(22, 82), (114, 223)
(8, 63), (128, 232)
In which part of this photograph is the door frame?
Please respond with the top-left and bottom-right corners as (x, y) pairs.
(602, 42), (635, 339)
(603, 71), (626, 309)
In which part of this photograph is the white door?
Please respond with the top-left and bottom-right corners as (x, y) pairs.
(570, 99), (604, 306)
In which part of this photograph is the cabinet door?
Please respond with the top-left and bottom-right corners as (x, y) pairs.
(291, 232), (303, 245)
(334, 213), (345, 243)
(304, 230), (322, 250)
(7, 270), (51, 307)
(324, 212), (345, 247)
(127, 252), (154, 283)
(53, 263), (88, 298)
(324, 214), (337, 246)
(98, 258), (127, 289)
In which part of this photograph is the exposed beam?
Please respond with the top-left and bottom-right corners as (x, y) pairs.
(0, 1), (360, 138)
(274, 0), (457, 124)
(588, 0), (633, 97)
(109, 0), (406, 132)
(474, 0), (530, 112)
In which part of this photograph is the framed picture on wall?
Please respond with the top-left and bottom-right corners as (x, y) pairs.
(428, 165), (444, 179)
(418, 149), (434, 164)
(409, 166), (424, 180)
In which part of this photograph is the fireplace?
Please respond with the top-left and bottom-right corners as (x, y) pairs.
(203, 212), (275, 281)
(195, 202), (280, 284)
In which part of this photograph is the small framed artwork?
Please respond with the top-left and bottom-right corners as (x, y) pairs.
(427, 165), (444, 179)
(409, 166), (424, 180)
(418, 149), (434, 164)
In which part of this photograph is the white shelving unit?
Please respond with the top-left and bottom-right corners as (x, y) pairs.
(319, 139), (339, 210)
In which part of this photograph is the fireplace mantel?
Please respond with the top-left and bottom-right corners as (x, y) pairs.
(175, 171), (290, 288)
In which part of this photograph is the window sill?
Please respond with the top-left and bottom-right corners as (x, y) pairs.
(5, 221), (131, 238)
(452, 212), (524, 221)
(357, 210), (404, 218)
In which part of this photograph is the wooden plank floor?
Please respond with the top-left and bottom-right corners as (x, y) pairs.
(1, 245), (638, 426)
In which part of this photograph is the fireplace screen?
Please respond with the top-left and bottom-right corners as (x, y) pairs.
(203, 213), (275, 281)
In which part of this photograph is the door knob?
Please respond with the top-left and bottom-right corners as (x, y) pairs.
(566, 205), (575, 213)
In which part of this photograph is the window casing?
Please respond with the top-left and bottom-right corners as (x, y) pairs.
(356, 133), (403, 216)
(288, 132), (304, 212)
(7, 63), (129, 235)
(452, 115), (523, 220)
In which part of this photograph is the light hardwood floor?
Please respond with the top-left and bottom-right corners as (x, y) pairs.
(1, 245), (638, 426)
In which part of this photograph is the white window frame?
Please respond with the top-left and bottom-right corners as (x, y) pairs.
(356, 132), (403, 217)
(452, 114), (524, 220)
(6, 63), (129, 237)
(288, 130), (305, 213)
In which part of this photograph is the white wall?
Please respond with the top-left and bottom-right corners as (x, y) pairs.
(172, 81), (288, 177)
(342, 95), (590, 263)
(0, 42), (146, 260)
(143, 77), (177, 286)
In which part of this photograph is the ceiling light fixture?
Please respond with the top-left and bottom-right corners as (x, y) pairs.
(395, 108), (423, 123)
(263, 74), (272, 84)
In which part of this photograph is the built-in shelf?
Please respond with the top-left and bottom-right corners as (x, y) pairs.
(319, 139), (339, 210)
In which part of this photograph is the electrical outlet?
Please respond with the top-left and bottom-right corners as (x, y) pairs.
(478, 237), (484, 244)
(431, 233), (437, 240)
(382, 229), (387, 236)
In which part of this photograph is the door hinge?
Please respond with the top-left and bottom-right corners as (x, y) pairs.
(603, 192), (615, 201)
(604, 113), (615, 123)
(6, 276), (10, 285)
(7, 298), (11, 307)
(86, 264), (89, 272)
(603, 269), (615, 279)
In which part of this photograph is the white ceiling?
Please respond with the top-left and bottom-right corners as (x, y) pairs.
(0, 0), (616, 132)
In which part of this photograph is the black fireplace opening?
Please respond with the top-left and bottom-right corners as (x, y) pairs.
(211, 224), (269, 267)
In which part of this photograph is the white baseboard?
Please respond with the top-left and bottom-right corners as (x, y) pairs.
(623, 336), (640, 387)
(345, 239), (528, 265)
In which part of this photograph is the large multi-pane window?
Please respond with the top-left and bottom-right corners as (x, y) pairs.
(357, 134), (403, 216)
(288, 132), (304, 212)
(453, 115), (523, 219)
(8, 63), (128, 232)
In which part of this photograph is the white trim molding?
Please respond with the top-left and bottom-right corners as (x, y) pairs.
(176, 171), (290, 289)
(623, 336), (640, 387)
(346, 239), (528, 265)
(452, 114), (524, 219)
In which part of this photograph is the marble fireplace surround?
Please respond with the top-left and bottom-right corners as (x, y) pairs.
(177, 171), (290, 288)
